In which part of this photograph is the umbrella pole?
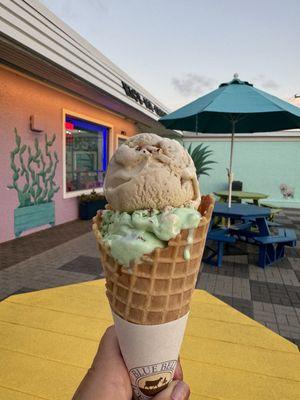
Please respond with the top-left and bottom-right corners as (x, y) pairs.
(227, 121), (236, 208)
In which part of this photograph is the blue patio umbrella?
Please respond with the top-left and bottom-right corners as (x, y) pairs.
(160, 74), (300, 206)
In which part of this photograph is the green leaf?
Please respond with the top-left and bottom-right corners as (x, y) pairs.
(36, 187), (42, 197)
(187, 142), (217, 177)
(191, 144), (205, 158)
(187, 143), (193, 155)
(198, 167), (213, 174)
(199, 160), (217, 166)
(18, 192), (25, 206)
(50, 134), (56, 145)
(20, 145), (27, 154)
(10, 160), (17, 172)
(15, 131), (21, 147)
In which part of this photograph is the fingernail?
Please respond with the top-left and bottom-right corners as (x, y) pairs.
(171, 381), (190, 400)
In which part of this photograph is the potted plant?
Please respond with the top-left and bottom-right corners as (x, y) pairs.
(7, 129), (60, 237)
(79, 190), (107, 220)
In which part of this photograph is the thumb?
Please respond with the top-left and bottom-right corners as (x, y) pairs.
(153, 380), (190, 400)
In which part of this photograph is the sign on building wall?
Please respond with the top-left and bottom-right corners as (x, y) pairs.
(121, 81), (166, 117)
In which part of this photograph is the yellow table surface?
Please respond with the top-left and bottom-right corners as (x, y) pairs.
(0, 280), (299, 400)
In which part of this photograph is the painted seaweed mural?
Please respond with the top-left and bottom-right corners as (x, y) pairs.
(7, 129), (60, 237)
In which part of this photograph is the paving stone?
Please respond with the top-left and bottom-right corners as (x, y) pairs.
(265, 267), (285, 284)
(249, 281), (271, 303)
(252, 301), (264, 312)
(214, 275), (233, 297)
(201, 264), (221, 274)
(236, 307), (253, 318)
(196, 272), (216, 291)
(253, 310), (276, 323)
(273, 257), (293, 270)
(214, 294), (233, 306)
(202, 261), (249, 279)
(286, 315), (300, 327)
(286, 246), (300, 257)
(232, 298), (252, 308)
(275, 314), (289, 325)
(279, 269), (300, 286)
(263, 322), (280, 333)
(294, 270), (300, 282)
(232, 277), (251, 299)
(278, 325), (300, 339)
(288, 257), (300, 271)
(286, 286), (300, 307)
(249, 265), (266, 282)
(214, 295), (253, 318)
(229, 262), (249, 278)
(0, 219), (91, 270)
(253, 301), (274, 313)
(251, 281), (300, 307)
(273, 304), (298, 316)
(232, 299), (253, 318)
(59, 256), (103, 276)
(9, 287), (35, 296)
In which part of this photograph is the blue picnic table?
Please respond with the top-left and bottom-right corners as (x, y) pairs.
(213, 202), (271, 236)
(204, 202), (296, 268)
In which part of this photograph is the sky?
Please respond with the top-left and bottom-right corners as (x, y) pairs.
(40, 0), (300, 111)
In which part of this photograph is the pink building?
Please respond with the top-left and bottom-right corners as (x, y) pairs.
(0, 0), (178, 243)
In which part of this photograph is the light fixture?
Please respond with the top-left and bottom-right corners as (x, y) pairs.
(30, 115), (43, 133)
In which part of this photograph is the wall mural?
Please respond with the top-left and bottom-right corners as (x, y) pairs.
(279, 183), (295, 199)
(7, 129), (60, 237)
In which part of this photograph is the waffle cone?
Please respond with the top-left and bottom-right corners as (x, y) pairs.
(93, 195), (214, 325)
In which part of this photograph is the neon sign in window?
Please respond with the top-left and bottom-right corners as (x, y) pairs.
(65, 115), (109, 193)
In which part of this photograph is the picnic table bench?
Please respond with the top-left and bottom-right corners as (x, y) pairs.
(204, 228), (236, 267)
(254, 228), (297, 268)
(205, 203), (297, 268)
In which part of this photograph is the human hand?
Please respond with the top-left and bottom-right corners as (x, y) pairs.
(72, 326), (190, 400)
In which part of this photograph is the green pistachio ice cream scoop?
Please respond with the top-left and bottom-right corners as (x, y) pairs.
(100, 206), (201, 267)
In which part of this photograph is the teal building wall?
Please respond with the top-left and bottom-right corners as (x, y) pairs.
(185, 138), (300, 207)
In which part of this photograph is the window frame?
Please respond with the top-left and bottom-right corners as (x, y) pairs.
(62, 109), (114, 199)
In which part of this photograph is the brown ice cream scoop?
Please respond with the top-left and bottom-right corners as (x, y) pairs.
(104, 133), (201, 212)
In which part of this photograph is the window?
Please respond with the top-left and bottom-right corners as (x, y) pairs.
(65, 115), (109, 194)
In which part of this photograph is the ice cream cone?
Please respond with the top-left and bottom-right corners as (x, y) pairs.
(92, 195), (214, 398)
(93, 195), (214, 325)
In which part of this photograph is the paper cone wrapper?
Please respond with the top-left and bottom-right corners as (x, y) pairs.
(93, 195), (214, 397)
(113, 311), (188, 400)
